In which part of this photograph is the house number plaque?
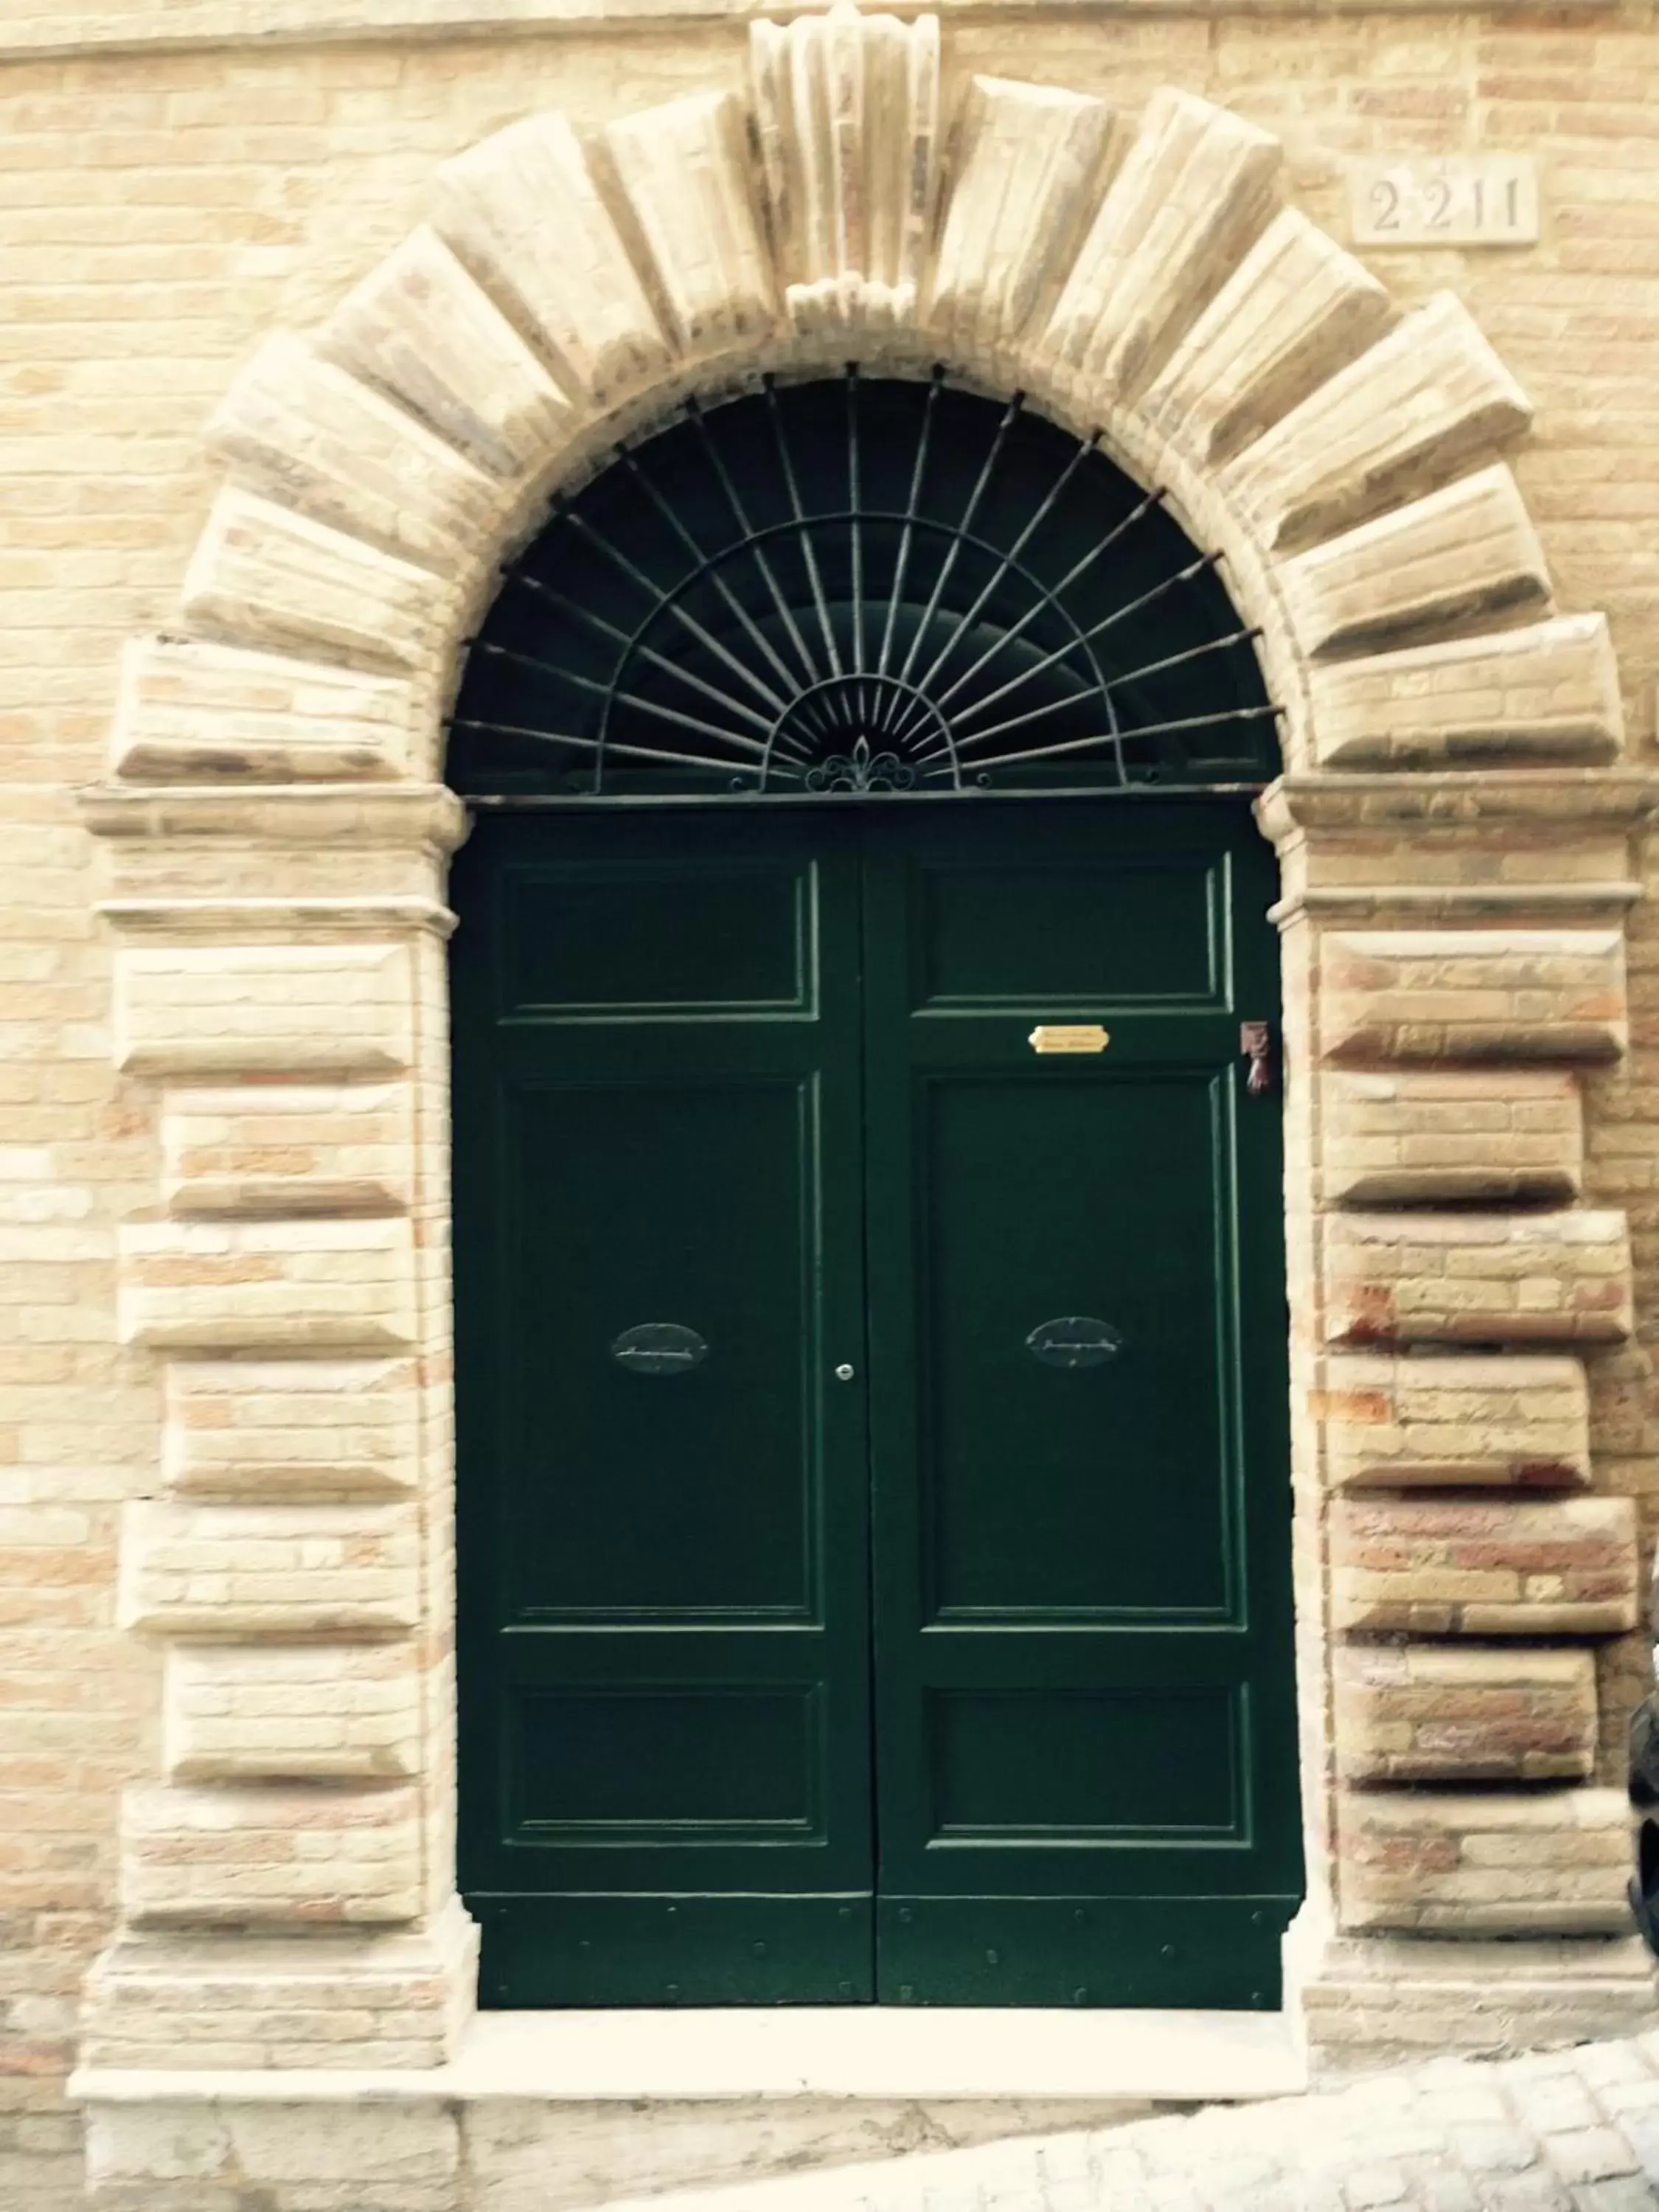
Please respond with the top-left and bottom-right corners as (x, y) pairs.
(1349, 156), (1539, 247)
(1029, 1023), (1109, 1054)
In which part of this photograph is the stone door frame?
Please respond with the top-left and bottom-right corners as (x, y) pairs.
(74, 0), (1655, 2098)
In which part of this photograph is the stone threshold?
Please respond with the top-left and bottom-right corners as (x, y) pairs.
(72, 2005), (1307, 2106)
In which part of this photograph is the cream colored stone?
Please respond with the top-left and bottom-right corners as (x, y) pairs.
(118, 1217), (418, 1352)
(1221, 293), (1531, 554)
(1277, 465), (1552, 660)
(1040, 88), (1280, 406)
(1308, 614), (1625, 768)
(165, 1641), (423, 1784)
(1319, 1352), (1590, 1489)
(431, 108), (667, 406)
(1321, 1067), (1582, 1204)
(1321, 928), (1627, 1063)
(1323, 1208), (1633, 1347)
(751, 2), (939, 334)
(1142, 209), (1394, 466)
(114, 942), (416, 1078)
(110, 636), (414, 784)
(1330, 1493), (1638, 1634)
(182, 487), (445, 667)
(161, 1082), (414, 1217)
(1333, 1644), (1597, 1782)
(122, 1783), (424, 1928)
(1337, 1787), (1632, 1935)
(163, 1357), (422, 1500)
(319, 224), (571, 481)
(928, 76), (1110, 376)
(122, 1499), (420, 1638)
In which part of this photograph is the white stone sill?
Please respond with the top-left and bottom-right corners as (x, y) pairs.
(72, 2006), (1306, 2106)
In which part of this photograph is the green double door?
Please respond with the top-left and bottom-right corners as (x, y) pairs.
(453, 799), (1301, 2010)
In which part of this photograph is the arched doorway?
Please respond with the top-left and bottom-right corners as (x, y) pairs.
(448, 374), (1303, 2008)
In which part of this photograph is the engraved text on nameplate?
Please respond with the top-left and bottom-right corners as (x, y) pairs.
(1349, 156), (1539, 247)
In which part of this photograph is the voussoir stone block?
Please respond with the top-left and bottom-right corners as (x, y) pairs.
(319, 222), (571, 481)
(164, 1641), (423, 1782)
(122, 1781), (423, 1928)
(1143, 208), (1394, 467)
(1319, 1352), (1590, 1489)
(1323, 1208), (1632, 1347)
(115, 942), (416, 1077)
(1330, 1492), (1638, 1635)
(208, 333), (506, 575)
(606, 92), (776, 363)
(1336, 1785), (1632, 1935)
(163, 1357), (421, 1500)
(1220, 292), (1530, 554)
(431, 108), (669, 407)
(751, 2), (940, 334)
(1307, 613), (1625, 768)
(1040, 88), (1281, 404)
(1322, 1067), (1582, 1205)
(121, 1498), (420, 1638)
(118, 1217), (417, 1353)
(182, 487), (445, 668)
(161, 1081), (413, 1218)
(1276, 463), (1551, 660)
(110, 636), (414, 783)
(929, 75), (1110, 375)
(1334, 1644), (1598, 1781)
(1321, 928), (1627, 1064)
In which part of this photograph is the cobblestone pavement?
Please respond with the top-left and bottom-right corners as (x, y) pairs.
(607, 2039), (1659, 2212)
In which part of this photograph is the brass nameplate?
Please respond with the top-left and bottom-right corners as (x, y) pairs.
(1029, 1023), (1109, 1055)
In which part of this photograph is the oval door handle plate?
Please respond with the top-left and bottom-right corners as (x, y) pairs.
(610, 1322), (709, 1376)
(1026, 1317), (1124, 1369)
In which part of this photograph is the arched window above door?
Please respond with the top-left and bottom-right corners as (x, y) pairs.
(448, 370), (1279, 799)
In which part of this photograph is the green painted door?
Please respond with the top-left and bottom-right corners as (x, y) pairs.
(453, 799), (1301, 2010)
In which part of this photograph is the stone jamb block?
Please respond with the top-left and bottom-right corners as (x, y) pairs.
(1330, 1492), (1638, 1634)
(114, 942), (417, 1079)
(1320, 928), (1627, 1064)
(1333, 1643), (1597, 1782)
(121, 1783), (424, 1929)
(162, 1357), (421, 1501)
(118, 1217), (418, 1353)
(1321, 1066), (1582, 1205)
(1336, 1786), (1632, 1934)
(1318, 1352), (1590, 1489)
(161, 1081), (414, 1218)
(164, 1642), (423, 1783)
(1323, 1207), (1632, 1348)
(121, 1499), (420, 1639)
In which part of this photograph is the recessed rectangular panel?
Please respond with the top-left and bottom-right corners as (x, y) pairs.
(505, 1078), (817, 1619)
(919, 1071), (1238, 1620)
(509, 1686), (821, 1838)
(915, 858), (1222, 1009)
(503, 860), (810, 1015)
(927, 1688), (1240, 1840)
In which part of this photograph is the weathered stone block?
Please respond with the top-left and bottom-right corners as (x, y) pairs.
(1319, 1352), (1590, 1489)
(122, 1782), (423, 1928)
(1041, 88), (1280, 402)
(121, 1499), (420, 1638)
(165, 1642), (422, 1782)
(162, 1082), (413, 1217)
(1143, 207), (1393, 467)
(109, 636), (414, 783)
(182, 487), (445, 667)
(1322, 1067), (1582, 1205)
(930, 75), (1110, 372)
(1307, 613), (1624, 768)
(163, 1357), (421, 1500)
(1330, 1494), (1638, 1634)
(1221, 292), (1531, 554)
(1336, 1786), (1632, 1934)
(86, 2096), (462, 2212)
(115, 942), (416, 1077)
(1333, 1644), (1597, 1781)
(1323, 1208), (1632, 1347)
(1277, 465), (1551, 660)
(1321, 929), (1626, 1064)
(606, 93), (775, 361)
(319, 222), (570, 480)
(118, 1218), (417, 1352)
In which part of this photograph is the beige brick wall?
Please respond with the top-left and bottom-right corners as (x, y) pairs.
(7, 4), (1659, 2184)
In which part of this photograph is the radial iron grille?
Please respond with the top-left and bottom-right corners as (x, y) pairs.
(449, 370), (1280, 798)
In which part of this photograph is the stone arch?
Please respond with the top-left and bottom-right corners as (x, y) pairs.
(80, 0), (1655, 2107)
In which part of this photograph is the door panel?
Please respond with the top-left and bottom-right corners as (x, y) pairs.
(453, 813), (874, 2006)
(862, 803), (1300, 2007)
